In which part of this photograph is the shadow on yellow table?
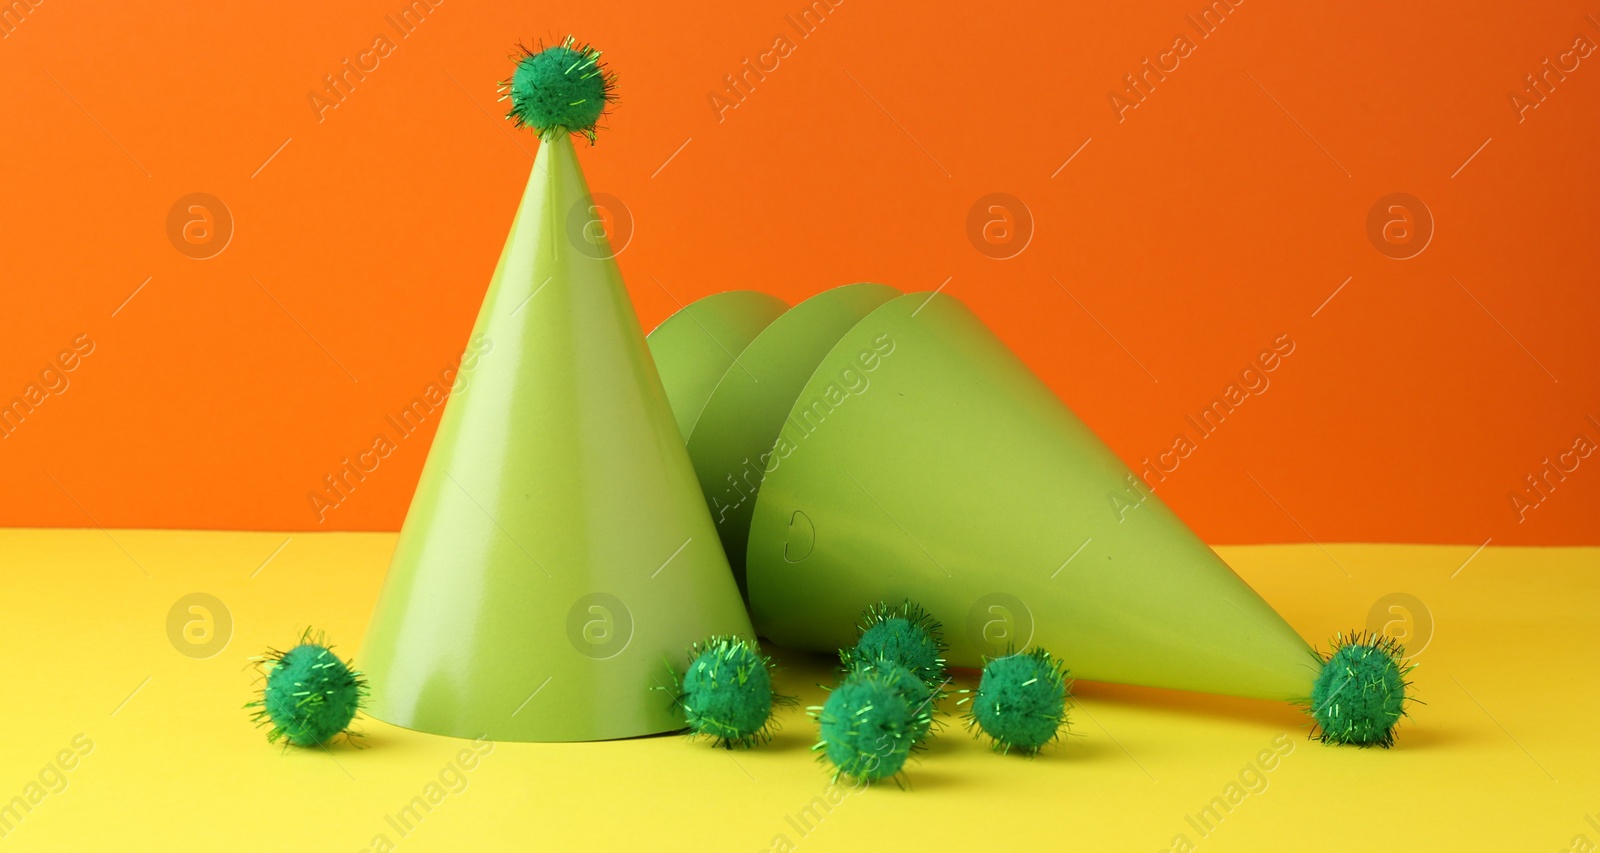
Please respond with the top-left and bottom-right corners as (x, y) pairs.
(1, 529), (1596, 851)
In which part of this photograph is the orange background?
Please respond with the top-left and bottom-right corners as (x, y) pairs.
(1, 0), (1595, 545)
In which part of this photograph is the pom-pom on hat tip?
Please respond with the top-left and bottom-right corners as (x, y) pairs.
(499, 35), (617, 143)
(1305, 630), (1417, 748)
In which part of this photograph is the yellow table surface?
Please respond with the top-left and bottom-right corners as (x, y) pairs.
(2, 529), (1596, 851)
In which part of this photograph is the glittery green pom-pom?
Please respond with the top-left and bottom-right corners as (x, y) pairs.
(853, 659), (940, 743)
(962, 647), (1071, 756)
(838, 600), (949, 690)
(246, 629), (367, 748)
(673, 635), (795, 749)
(811, 669), (931, 786)
(499, 36), (616, 142)
(1307, 630), (1415, 748)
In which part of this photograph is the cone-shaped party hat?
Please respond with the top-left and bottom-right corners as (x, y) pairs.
(361, 42), (754, 742)
(660, 283), (900, 593)
(738, 290), (1321, 700)
(649, 288), (1331, 703)
(647, 290), (787, 442)
(660, 287), (1416, 744)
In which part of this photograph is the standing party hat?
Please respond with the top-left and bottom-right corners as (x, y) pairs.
(653, 287), (1414, 746)
(361, 39), (754, 742)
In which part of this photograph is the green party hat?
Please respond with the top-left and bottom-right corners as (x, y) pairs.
(741, 291), (1318, 701)
(360, 42), (753, 742)
(660, 287), (1415, 744)
(647, 291), (788, 441)
(649, 283), (899, 594)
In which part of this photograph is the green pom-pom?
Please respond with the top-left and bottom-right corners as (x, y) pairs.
(811, 669), (930, 785)
(1308, 630), (1414, 748)
(963, 647), (1071, 755)
(673, 636), (794, 749)
(246, 629), (367, 748)
(853, 660), (939, 743)
(500, 36), (616, 142)
(838, 600), (949, 689)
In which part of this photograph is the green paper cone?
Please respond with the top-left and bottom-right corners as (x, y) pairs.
(649, 283), (899, 593)
(647, 291), (787, 441)
(742, 291), (1318, 701)
(361, 134), (754, 742)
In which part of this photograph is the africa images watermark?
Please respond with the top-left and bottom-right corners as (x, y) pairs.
(1508, 418), (1597, 524)
(708, 0), (843, 123)
(309, 334), (493, 523)
(1557, 805), (1600, 853)
(357, 736), (494, 852)
(0, 733), (94, 842)
(308, 0), (444, 124)
(758, 773), (872, 852)
(1, 334), (97, 441)
(1109, 333), (1296, 521)
(0, 0), (44, 41)
(1109, 0), (1244, 123)
(707, 333), (896, 529)
(1508, 18), (1597, 124)
(1157, 732), (1295, 852)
